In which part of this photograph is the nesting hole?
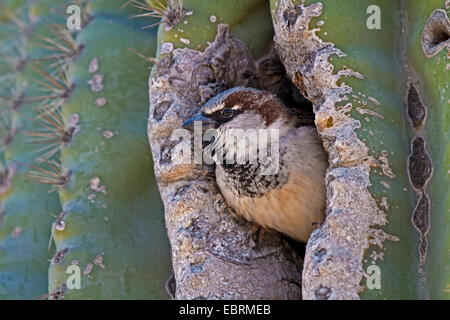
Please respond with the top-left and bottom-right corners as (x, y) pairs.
(421, 9), (450, 57)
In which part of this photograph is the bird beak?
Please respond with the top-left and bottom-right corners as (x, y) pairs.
(182, 113), (216, 130)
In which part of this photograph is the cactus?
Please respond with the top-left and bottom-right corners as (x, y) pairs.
(142, 0), (274, 58)
(1, 0), (171, 299)
(0, 0), (69, 299)
(45, 0), (171, 299)
(1, 0), (447, 301)
(271, 0), (449, 299)
(404, 1), (449, 299)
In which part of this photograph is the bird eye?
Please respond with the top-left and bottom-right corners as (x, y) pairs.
(221, 108), (233, 118)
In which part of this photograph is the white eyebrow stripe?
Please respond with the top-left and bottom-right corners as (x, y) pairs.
(232, 105), (242, 110)
(204, 102), (225, 115)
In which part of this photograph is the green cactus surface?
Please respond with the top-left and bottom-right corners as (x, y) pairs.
(1, 0), (171, 300)
(405, 1), (450, 299)
(46, 0), (171, 299)
(0, 0), (68, 300)
(151, 0), (274, 58)
(271, 0), (449, 299)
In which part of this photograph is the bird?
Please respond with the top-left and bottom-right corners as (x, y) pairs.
(183, 87), (328, 243)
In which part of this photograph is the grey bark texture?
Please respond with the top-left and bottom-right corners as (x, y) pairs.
(273, 1), (389, 299)
(148, 25), (302, 300)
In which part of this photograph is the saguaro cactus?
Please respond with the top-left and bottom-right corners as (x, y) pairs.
(1, 0), (448, 300)
(0, 0), (67, 300)
(45, 0), (171, 299)
(271, 0), (449, 299)
(1, 0), (172, 299)
(149, 0), (274, 58)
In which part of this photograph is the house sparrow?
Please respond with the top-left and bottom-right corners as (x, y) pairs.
(183, 87), (327, 243)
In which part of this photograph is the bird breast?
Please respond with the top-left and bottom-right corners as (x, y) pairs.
(215, 126), (328, 243)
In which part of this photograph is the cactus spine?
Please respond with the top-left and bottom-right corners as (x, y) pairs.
(0, 0), (68, 299)
(46, 0), (171, 299)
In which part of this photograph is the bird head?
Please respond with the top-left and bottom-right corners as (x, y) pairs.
(182, 87), (293, 133)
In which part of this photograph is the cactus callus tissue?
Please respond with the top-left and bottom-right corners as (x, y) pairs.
(0, 0), (448, 301)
